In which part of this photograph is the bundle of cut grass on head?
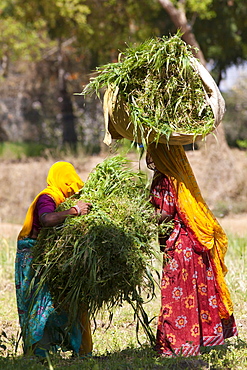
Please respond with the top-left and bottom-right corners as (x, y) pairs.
(32, 156), (167, 343)
(82, 32), (224, 146)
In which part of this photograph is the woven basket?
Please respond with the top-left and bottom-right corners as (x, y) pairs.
(103, 58), (225, 146)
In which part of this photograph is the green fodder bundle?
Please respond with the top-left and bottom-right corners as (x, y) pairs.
(82, 33), (215, 145)
(32, 156), (167, 341)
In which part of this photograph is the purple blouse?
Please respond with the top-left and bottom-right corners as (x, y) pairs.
(32, 194), (56, 234)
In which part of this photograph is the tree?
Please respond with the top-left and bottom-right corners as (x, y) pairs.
(0, 0), (169, 148)
(157, 0), (247, 85)
(81, 0), (171, 66)
(193, 0), (247, 85)
(1, 0), (91, 148)
(1, 0), (247, 151)
(157, 0), (207, 65)
(0, 14), (53, 78)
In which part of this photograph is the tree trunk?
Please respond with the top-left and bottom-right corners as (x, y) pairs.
(158, 0), (206, 66)
(1, 53), (9, 78)
(57, 39), (77, 149)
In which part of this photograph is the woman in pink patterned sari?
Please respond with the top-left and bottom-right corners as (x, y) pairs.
(147, 144), (238, 357)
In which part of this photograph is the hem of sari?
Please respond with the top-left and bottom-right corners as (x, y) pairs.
(156, 326), (238, 358)
(155, 343), (201, 357)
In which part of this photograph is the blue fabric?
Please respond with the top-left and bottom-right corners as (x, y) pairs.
(15, 238), (82, 356)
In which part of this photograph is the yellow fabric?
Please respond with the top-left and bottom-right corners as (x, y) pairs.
(18, 161), (84, 240)
(147, 142), (233, 318)
(79, 310), (93, 355)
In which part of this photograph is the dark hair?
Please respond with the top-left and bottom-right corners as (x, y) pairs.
(146, 153), (156, 171)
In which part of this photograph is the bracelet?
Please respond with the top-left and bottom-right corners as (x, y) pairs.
(72, 205), (81, 216)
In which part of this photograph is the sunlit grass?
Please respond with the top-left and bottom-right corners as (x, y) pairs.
(0, 142), (48, 160)
(0, 229), (247, 369)
(0, 236), (18, 322)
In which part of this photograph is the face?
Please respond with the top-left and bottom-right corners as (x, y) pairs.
(47, 162), (84, 198)
(65, 184), (82, 198)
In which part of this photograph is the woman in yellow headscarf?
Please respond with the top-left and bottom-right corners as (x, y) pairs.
(15, 161), (93, 358)
(147, 143), (237, 357)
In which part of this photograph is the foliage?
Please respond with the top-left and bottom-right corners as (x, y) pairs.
(1, 0), (91, 40)
(191, 0), (247, 78)
(185, 0), (215, 19)
(81, 0), (171, 66)
(201, 338), (247, 370)
(167, 0), (215, 19)
(0, 17), (52, 63)
(236, 139), (247, 149)
(2, 0), (247, 74)
(0, 1), (57, 65)
(0, 0), (168, 67)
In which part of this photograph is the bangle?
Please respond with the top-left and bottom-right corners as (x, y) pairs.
(72, 205), (81, 216)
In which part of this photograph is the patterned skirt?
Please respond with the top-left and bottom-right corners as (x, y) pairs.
(155, 228), (238, 357)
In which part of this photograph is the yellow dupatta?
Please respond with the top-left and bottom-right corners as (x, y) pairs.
(147, 142), (233, 319)
(18, 161), (84, 240)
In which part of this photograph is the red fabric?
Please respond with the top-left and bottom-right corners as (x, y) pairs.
(150, 174), (237, 357)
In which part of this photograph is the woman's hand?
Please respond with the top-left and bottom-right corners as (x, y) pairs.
(75, 200), (92, 215)
(41, 201), (92, 227)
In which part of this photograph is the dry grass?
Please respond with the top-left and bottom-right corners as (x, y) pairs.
(187, 126), (247, 215)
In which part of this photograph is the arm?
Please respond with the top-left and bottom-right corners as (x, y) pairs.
(41, 200), (91, 227)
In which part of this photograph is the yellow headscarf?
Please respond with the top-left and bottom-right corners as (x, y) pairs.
(147, 142), (233, 319)
(18, 161), (84, 240)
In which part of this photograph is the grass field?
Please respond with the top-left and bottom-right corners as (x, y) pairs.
(0, 227), (247, 370)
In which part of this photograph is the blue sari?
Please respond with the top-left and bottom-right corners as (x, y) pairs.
(15, 238), (82, 357)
